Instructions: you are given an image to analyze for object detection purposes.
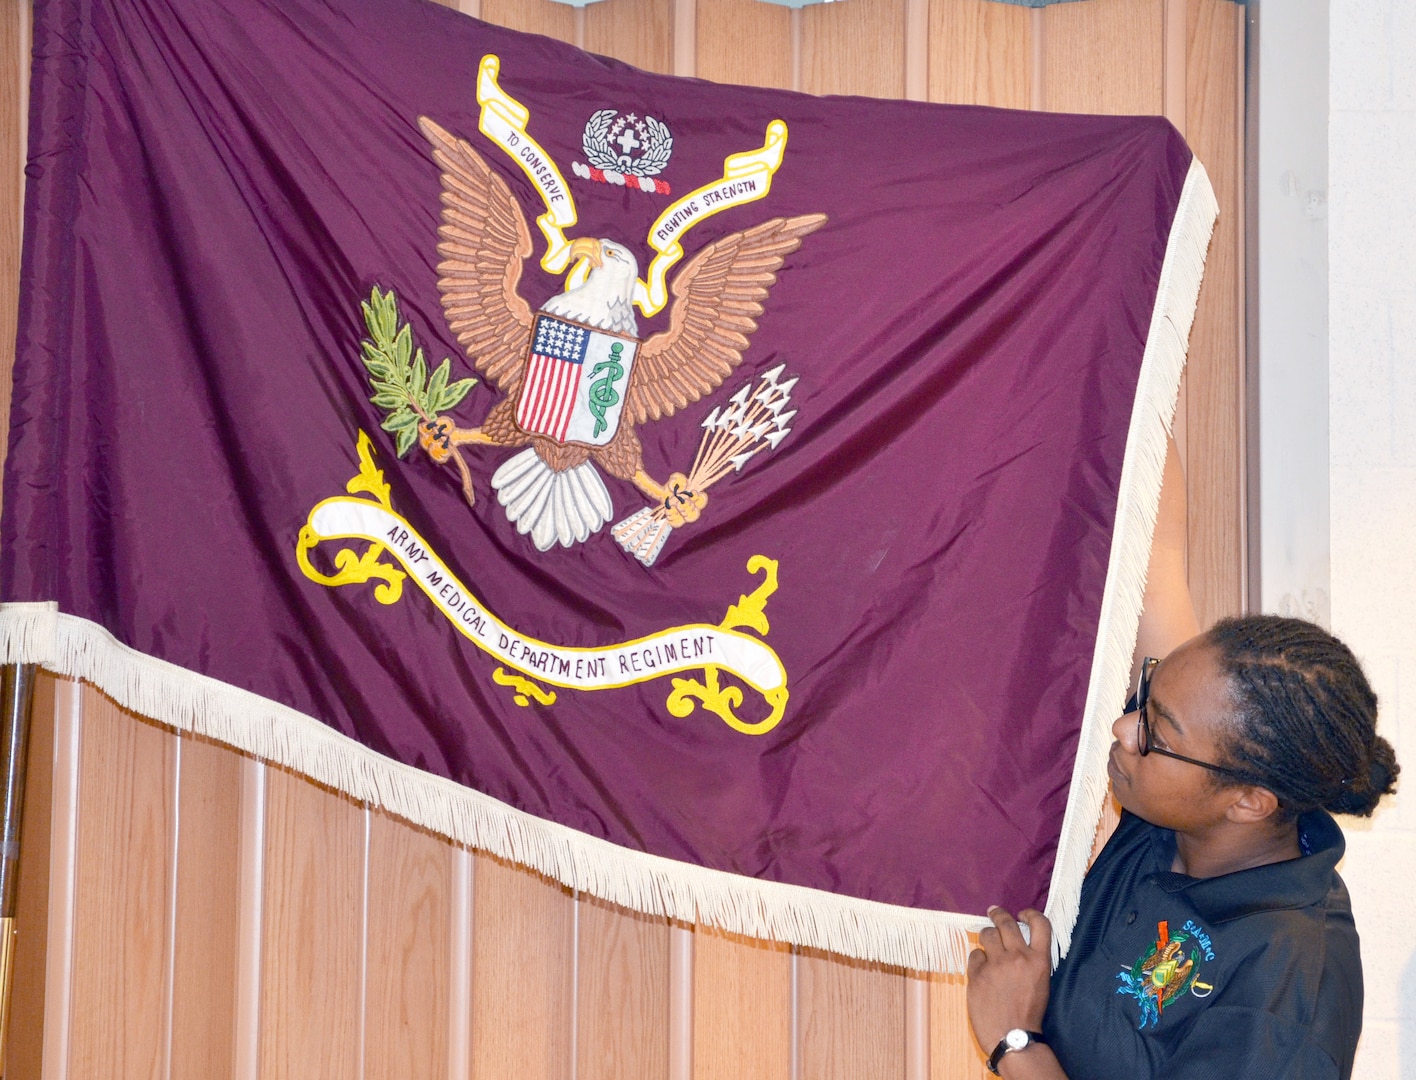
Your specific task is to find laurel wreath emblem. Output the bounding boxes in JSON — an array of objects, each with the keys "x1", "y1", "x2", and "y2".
[{"x1": 582, "y1": 109, "x2": 673, "y2": 177}]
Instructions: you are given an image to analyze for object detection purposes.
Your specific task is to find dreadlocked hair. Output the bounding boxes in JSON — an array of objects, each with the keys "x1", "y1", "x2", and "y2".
[{"x1": 1206, "y1": 615, "x2": 1398, "y2": 820}]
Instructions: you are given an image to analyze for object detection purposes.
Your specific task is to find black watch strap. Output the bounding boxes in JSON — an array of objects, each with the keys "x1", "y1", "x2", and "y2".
[{"x1": 987, "y1": 1030, "x2": 1046, "y2": 1075}]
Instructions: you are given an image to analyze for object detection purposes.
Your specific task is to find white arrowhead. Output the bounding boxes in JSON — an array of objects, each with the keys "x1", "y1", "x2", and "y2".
[
  {"x1": 774, "y1": 410, "x2": 796, "y2": 429},
  {"x1": 718, "y1": 405, "x2": 743, "y2": 428},
  {"x1": 701, "y1": 406, "x2": 721, "y2": 430},
  {"x1": 730, "y1": 422, "x2": 754, "y2": 440},
  {"x1": 775, "y1": 377, "x2": 798, "y2": 396},
  {"x1": 750, "y1": 421, "x2": 773, "y2": 439},
  {"x1": 761, "y1": 362, "x2": 787, "y2": 384},
  {"x1": 762, "y1": 397, "x2": 789, "y2": 415},
  {"x1": 764, "y1": 428, "x2": 790, "y2": 449},
  {"x1": 729, "y1": 384, "x2": 752, "y2": 406},
  {"x1": 730, "y1": 448, "x2": 762, "y2": 471}
]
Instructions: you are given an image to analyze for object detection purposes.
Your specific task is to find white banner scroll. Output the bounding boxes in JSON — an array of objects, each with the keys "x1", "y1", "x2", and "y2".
[
  {"x1": 476, "y1": 54, "x2": 579, "y2": 274},
  {"x1": 299, "y1": 498, "x2": 787, "y2": 696}
]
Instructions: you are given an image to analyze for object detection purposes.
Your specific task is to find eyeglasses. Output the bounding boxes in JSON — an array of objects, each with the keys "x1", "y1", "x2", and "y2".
[{"x1": 1134, "y1": 657, "x2": 1246, "y2": 779}]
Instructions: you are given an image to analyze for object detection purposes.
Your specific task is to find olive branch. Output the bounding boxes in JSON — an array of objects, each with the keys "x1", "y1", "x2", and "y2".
[{"x1": 360, "y1": 286, "x2": 475, "y2": 457}]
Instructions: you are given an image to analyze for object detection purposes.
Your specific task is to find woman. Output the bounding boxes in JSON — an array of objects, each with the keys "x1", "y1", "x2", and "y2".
[{"x1": 966, "y1": 615, "x2": 1399, "y2": 1079}]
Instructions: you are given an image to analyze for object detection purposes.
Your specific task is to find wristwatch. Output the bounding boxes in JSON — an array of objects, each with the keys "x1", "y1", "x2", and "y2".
[{"x1": 987, "y1": 1028, "x2": 1046, "y2": 1075}]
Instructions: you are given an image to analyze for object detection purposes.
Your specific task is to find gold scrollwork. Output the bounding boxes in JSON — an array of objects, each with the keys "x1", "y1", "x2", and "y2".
[
  {"x1": 493, "y1": 666, "x2": 557, "y2": 707},
  {"x1": 664, "y1": 556, "x2": 788, "y2": 735},
  {"x1": 296, "y1": 431, "x2": 407, "y2": 604},
  {"x1": 721, "y1": 554, "x2": 778, "y2": 635}
]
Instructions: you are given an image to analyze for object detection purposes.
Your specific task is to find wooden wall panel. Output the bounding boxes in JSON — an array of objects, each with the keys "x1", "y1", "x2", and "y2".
[
  {"x1": 801, "y1": 0, "x2": 907, "y2": 99},
  {"x1": 469, "y1": 855, "x2": 573, "y2": 1080},
  {"x1": 695, "y1": 0, "x2": 792, "y2": 91},
  {"x1": 478, "y1": 0, "x2": 577, "y2": 44},
  {"x1": 691, "y1": 929, "x2": 791, "y2": 1080},
  {"x1": 1042, "y1": 0, "x2": 1163, "y2": 114},
  {"x1": 257, "y1": 771, "x2": 366, "y2": 1079},
  {"x1": 576, "y1": 897, "x2": 670, "y2": 1080},
  {"x1": 67, "y1": 695, "x2": 175, "y2": 1080},
  {"x1": 169, "y1": 736, "x2": 243, "y2": 1080},
  {"x1": 798, "y1": 954, "x2": 906, "y2": 1080},
  {"x1": 364, "y1": 813, "x2": 453, "y2": 1080},
  {"x1": 927, "y1": 0, "x2": 1032, "y2": 108},
  {"x1": 1181, "y1": 0, "x2": 1243, "y2": 627},
  {"x1": 8, "y1": 672, "x2": 56, "y2": 1080},
  {"x1": 584, "y1": 0, "x2": 672, "y2": 74},
  {"x1": 928, "y1": 972, "x2": 988, "y2": 1080}
]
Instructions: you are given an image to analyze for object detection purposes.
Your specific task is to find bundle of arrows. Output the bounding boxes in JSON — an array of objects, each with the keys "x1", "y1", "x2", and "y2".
[{"x1": 612, "y1": 364, "x2": 797, "y2": 566}]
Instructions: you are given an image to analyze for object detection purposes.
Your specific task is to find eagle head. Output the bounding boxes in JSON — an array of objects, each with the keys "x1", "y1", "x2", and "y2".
[{"x1": 540, "y1": 237, "x2": 640, "y2": 336}]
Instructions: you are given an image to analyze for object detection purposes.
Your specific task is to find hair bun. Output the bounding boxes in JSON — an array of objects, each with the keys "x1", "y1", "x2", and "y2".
[
  {"x1": 1326, "y1": 737, "x2": 1400, "y2": 818},
  {"x1": 1367, "y1": 738, "x2": 1399, "y2": 797}
]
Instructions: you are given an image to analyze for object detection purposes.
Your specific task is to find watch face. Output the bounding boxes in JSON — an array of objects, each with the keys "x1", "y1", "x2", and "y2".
[{"x1": 1005, "y1": 1029, "x2": 1030, "y2": 1051}]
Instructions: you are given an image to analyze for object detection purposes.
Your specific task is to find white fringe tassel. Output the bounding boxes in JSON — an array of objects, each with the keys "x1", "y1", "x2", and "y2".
[
  {"x1": 0, "y1": 160, "x2": 1217, "y2": 974},
  {"x1": 1042, "y1": 155, "x2": 1220, "y2": 963},
  {"x1": 0, "y1": 599, "x2": 980, "y2": 972}
]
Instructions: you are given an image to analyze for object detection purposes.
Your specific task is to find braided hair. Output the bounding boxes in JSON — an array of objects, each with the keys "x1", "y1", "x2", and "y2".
[{"x1": 1205, "y1": 615, "x2": 1398, "y2": 820}]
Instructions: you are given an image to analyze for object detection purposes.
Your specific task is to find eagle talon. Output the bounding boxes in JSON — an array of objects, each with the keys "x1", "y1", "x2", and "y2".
[
  {"x1": 661, "y1": 472, "x2": 707, "y2": 527},
  {"x1": 418, "y1": 417, "x2": 455, "y2": 462}
]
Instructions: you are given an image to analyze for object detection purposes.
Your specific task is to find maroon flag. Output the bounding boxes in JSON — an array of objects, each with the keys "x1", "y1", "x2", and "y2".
[{"x1": 0, "y1": 0, "x2": 1216, "y2": 968}]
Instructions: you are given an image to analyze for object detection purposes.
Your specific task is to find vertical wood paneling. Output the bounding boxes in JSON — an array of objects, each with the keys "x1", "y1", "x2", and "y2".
[
  {"x1": 9, "y1": 672, "x2": 56, "y2": 1080},
  {"x1": 1182, "y1": 0, "x2": 1243, "y2": 628},
  {"x1": 40, "y1": 679, "x2": 81, "y2": 1080},
  {"x1": 169, "y1": 736, "x2": 244, "y2": 1080},
  {"x1": 1043, "y1": 0, "x2": 1163, "y2": 115},
  {"x1": 576, "y1": 897, "x2": 669, "y2": 1080},
  {"x1": 927, "y1": 972, "x2": 988, "y2": 1080},
  {"x1": 583, "y1": 0, "x2": 672, "y2": 75},
  {"x1": 478, "y1": 0, "x2": 577, "y2": 44},
  {"x1": 927, "y1": 0, "x2": 1032, "y2": 109},
  {"x1": 691, "y1": 929, "x2": 791, "y2": 1080},
  {"x1": 448, "y1": 848, "x2": 474, "y2": 1080},
  {"x1": 695, "y1": 0, "x2": 792, "y2": 91},
  {"x1": 801, "y1": 0, "x2": 907, "y2": 99},
  {"x1": 1163, "y1": 0, "x2": 1188, "y2": 133},
  {"x1": 67, "y1": 693, "x2": 175, "y2": 1080},
  {"x1": 233, "y1": 759, "x2": 265, "y2": 1080},
  {"x1": 928, "y1": 973, "x2": 985, "y2": 1080},
  {"x1": 257, "y1": 771, "x2": 366, "y2": 1079},
  {"x1": 469, "y1": 855, "x2": 573, "y2": 1080},
  {"x1": 364, "y1": 813, "x2": 453, "y2": 1080},
  {"x1": 798, "y1": 954, "x2": 906, "y2": 1080}
]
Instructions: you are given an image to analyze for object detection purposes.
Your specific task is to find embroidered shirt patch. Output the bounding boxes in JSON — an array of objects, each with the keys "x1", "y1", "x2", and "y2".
[{"x1": 1116, "y1": 919, "x2": 1216, "y2": 1029}]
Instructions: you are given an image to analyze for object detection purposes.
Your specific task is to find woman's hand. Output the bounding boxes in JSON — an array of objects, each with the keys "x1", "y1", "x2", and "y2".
[{"x1": 966, "y1": 906, "x2": 1053, "y2": 1054}]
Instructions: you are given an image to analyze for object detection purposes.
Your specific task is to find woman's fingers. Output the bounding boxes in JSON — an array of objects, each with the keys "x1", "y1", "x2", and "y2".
[
  {"x1": 1018, "y1": 908, "x2": 1053, "y2": 957},
  {"x1": 986, "y1": 905, "x2": 1028, "y2": 950}
]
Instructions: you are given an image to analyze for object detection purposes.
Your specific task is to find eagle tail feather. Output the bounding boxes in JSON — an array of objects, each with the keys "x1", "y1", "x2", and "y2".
[{"x1": 492, "y1": 448, "x2": 612, "y2": 551}]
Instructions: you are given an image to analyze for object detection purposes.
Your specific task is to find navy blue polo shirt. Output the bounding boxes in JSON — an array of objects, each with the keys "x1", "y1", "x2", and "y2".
[{"x1": 1044, "y1": 810, "x2": 1362, "y2": 1079}]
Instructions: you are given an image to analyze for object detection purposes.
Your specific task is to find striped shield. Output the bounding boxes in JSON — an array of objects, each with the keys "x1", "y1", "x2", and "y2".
[{"x1": 514, "y1": 314, "x2": 639, "y2": 446}]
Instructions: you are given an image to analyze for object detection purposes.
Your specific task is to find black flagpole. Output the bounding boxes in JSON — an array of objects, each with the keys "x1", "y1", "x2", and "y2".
[{"x1": 0, "y1": 663, "x2": 36, "y2": 1076}]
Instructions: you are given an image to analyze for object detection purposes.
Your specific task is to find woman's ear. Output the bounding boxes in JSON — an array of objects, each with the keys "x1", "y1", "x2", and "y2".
[{"x1": 1224, "y1": 784, "x2": 1282, "y2": 825}]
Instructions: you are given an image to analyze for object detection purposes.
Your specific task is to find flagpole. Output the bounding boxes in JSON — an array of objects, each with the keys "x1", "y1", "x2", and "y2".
[{"x1": 0, "y1": 662, "x2": 37, "y2": 1076}]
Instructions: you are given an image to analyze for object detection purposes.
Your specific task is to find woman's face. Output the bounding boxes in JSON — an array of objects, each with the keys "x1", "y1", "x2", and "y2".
[{"x1": 1107, "y1": 637, "x2": 1242, "y2": 832}]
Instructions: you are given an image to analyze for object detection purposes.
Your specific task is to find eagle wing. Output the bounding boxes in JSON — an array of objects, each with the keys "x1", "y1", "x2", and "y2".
[
  {"x1": 419, "y1": 116, "x2": 535, "y2": 394},
  {"x1": 625, "y1": 213, "x2": 828, "y2": 426}
]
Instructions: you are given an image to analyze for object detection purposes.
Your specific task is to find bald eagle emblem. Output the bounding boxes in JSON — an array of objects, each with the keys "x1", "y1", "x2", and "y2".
[{"x1": 378, "y1": 116, "x2": 825, "y2": 565}]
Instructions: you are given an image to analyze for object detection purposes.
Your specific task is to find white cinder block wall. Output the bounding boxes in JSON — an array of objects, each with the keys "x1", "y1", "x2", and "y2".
[{"x1": 1327, "y1": 2, "x2": 1416, "y2": 1076}]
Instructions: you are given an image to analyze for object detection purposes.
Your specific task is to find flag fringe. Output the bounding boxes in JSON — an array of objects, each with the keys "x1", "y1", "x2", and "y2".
[
  {"x1": 0, "y1": 157, "x2": 1217, "y2": 975},
  {"x1": 0, "y1": 600, "x2": 984, "y2": 972},
  {"x1": 1041, "y1": 154, "x2": 1219, "y2": 962}
]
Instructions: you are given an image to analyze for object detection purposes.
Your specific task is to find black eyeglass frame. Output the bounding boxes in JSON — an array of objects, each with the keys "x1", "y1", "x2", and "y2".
[{"x1": 1134, "y1": 656, "x2": 1251, "y2": 781}]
